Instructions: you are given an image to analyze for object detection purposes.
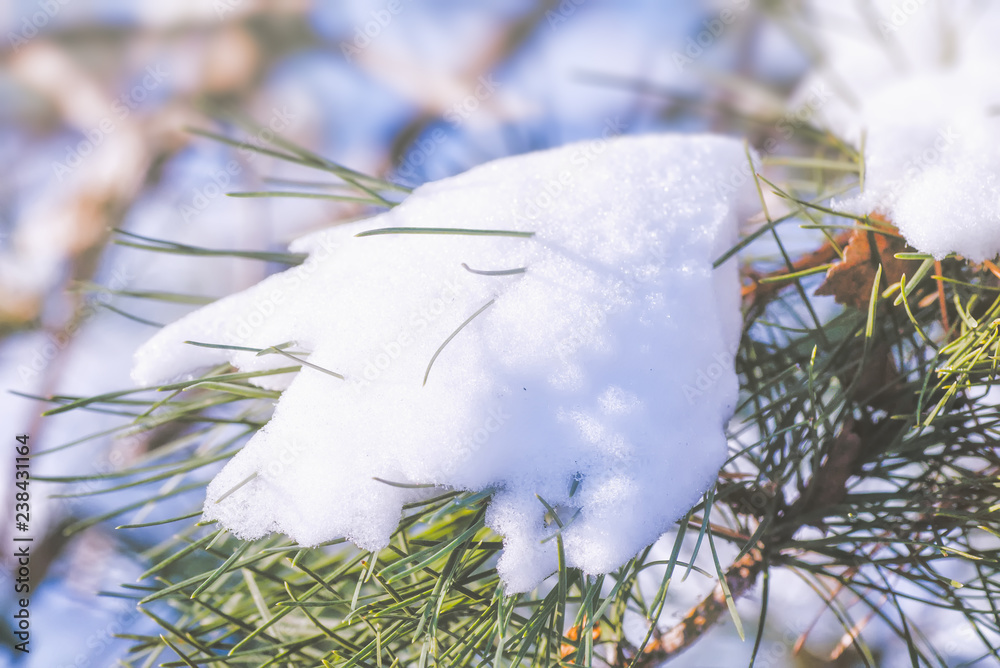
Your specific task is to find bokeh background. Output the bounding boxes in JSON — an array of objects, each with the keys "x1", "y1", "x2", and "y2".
[{"x1": 0, "y1": 1, "x2": 981, "y2": 666}]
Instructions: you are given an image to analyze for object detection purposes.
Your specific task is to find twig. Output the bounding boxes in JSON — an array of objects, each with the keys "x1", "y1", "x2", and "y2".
[{"x1": 619, "y1": 547, "x2": 765, "y2": 666}]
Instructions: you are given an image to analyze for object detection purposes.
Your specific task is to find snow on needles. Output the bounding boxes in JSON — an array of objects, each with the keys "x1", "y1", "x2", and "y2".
[
  {"x1": 132, "y1": 134, "x2": 754, "y2": 592},
  {"x1": 798, "y1": 1, "x2": 1000, "y2": 261}
]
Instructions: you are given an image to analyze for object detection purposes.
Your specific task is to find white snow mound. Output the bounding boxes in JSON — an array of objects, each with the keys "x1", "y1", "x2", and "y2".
[
  {"x1": 797, "y1": 1, "x2": 1000, "y2": 261},
  {"x1": 132, "y1": 134, "x2": 753, "y2": 592}
]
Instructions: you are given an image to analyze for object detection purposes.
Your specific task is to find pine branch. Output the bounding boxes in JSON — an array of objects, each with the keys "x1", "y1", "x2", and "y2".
[{"x1": 620, "y1": 547, "x2": 766, "y2": 667}]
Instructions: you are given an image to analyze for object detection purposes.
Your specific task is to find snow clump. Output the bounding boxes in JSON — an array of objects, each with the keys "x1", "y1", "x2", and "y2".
[
  {"x1": 797, "y1": 0, "x2": 1000, "y2": 261},
  {"x1": 132, "y1": 133, "x2": 755, "y2": 592}
]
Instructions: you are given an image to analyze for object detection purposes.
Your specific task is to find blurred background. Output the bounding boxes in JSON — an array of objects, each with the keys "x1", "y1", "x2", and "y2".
[{"x1": 0, "y1": 1, "x2": 978, "y2": 666}]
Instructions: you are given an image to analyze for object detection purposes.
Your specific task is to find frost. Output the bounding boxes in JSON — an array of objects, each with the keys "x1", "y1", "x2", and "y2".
[
  {"x1": 797, "y1": 1, "x2": 1000, "y2": 261},
  {"x1": 132, "y1": 134, "x2": 754, "y2": 592}
]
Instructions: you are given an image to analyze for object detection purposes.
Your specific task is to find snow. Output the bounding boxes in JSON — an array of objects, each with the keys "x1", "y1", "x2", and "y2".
[
  {"x1": 131, "y1": 133, "x2": 755, "y2": 592},
  {"x1": 797, "y1": 1, "x2": 1000, "y2": 261}
]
